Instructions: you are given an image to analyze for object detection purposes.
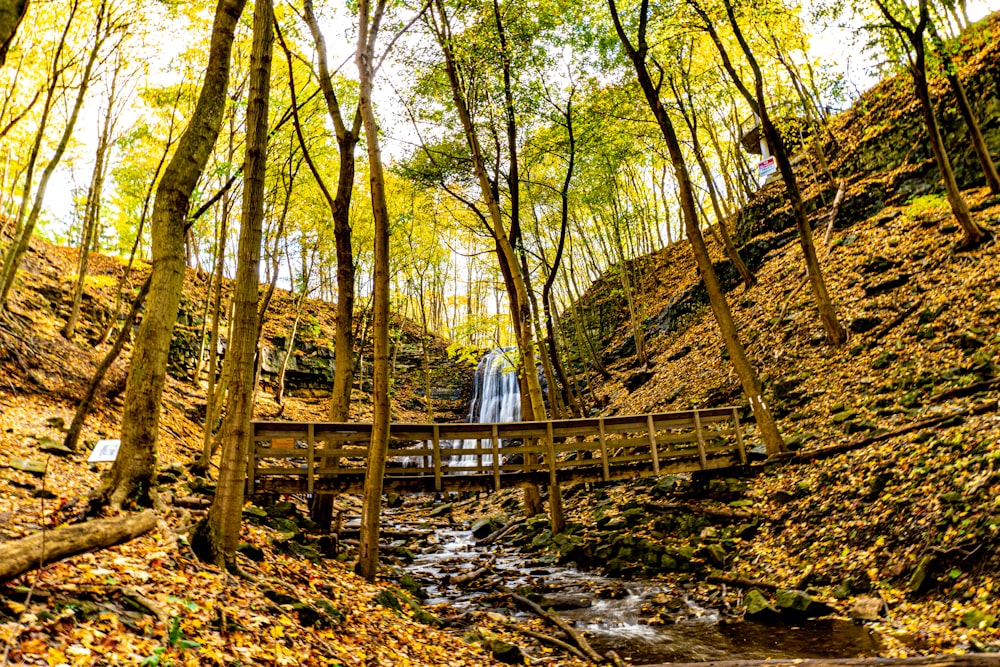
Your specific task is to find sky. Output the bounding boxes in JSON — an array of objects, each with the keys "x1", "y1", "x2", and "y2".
[{"x1": 38, "y1": 0, "x2": 1000, "y2": 248}]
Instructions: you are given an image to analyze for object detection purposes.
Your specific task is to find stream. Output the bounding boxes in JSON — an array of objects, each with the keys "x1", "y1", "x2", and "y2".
[
  {"x1": 400, "y1": 351, "x2": 881, "y2": 663},
  {"x1": 405, "y1": 527, "x2": 882, "y2": 664}
]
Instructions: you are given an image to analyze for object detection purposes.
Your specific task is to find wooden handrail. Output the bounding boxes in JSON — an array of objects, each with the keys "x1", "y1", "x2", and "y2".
[{"x1": 249, "y1": 407, "x2": 747, "y2": 494}]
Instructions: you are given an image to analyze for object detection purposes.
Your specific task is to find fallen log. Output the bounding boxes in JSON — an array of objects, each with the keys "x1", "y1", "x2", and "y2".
[
  {"x1": 509, "y1": 591, "x2": 604, "y2": 664},
  {"x1": 0, "y1": 510, "x2": 158, "y2": 583},
  {"x1": 643, "y1": 502, "x2": 754, "y2": 522},
  {"x1": 636, "y1": 655, "x2": 1000, "y2": 667},
  {"x1": 477, "y1": 518, "x2": 524, "y2": 546},
  {"x1": 500, "y1": 620, "x2": 590, "y2": 663},
  {"x1": 930, "y1": 378, "x2": 1000, "y2": 404},
  {"x1": 446, "y1": 565, "x2": 492, "y2": 586},
  {"x1": 770, "y1": 400, "x2": 998, "y2": 464}
]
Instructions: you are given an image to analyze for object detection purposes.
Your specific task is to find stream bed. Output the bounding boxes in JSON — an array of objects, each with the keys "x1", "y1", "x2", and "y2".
[{"x1": 406, "y1": 528, "x2": 882, "y2": 664}]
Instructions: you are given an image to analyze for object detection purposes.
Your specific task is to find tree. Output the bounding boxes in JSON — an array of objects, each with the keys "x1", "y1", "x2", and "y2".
[
  {"x1": 869, "y1": 0, "x2": 985, "y2": 246},
  {"x1": 0, "y1": 0, "x2": 29, "y2": 67},
  {"x1": 687, "y1": 0, "x2": 847, "y2": 345},
  {"x1": 199, "y1": 0, "x2": 272, "y2": 568},
  {"x1": 0, "y1": 0, "x2": 114, "y2": 308},
  {"x1": 355, "y1": 0, "x2": 392, "y2": 584},
  {"x1": 607, "y1": 0, "x2": 786, "y2": 455},
  {"x1": 99, "y1": 0, "x2": 247, "y2": 510}
]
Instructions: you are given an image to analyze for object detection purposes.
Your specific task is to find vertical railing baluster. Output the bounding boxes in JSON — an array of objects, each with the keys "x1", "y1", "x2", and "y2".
[
  {"x1": 647, "y1": 413, "x2": 660, "y2": 475},
  {"x1": 432, "y1": 425, "x2": 442, "y2": 492},
  {"x1": 491, "y1": 423, "x2": 500, "y2": 491},
  {"x1": 732, "y1": 407, "x2": 747, "y2": 465},
  {"x1": 598, "y1": 417, "x2": 609, "y2": 481},
  {"x1": 693, "y1": 410, "x2": 708, "y2": 470},
  {"x1": 307, "y1": 423, "x2": 315, "y2": 495}
]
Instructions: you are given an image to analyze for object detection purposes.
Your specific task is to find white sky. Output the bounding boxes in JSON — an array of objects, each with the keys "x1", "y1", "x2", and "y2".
[{"x1": 40, "y1": 1, "x2": 1000, "y2": 244}]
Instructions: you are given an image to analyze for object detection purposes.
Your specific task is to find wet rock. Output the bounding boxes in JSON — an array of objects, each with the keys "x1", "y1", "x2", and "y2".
[
  {"x1": 908, "y1": 554, "x2": 936, "y2": 594},
  {"x1": 490, "y1": 640, "x2": 524, "y2": 664},
  {"x1": 622, "y1": 507, "x2": 647, "y2": 527},
  {"x1": 533, "y1": 593, "x2": 592, "y2": 611},
  {"x1": 962, "y1": 608, "x2": 997, "y2": 630},
  {"x1": 743, "y1": 588, "x2": 778, "y2": 620},
  {"x1": 701, "y1": 543, "x2": 728, "y2": 568},
  {"x1": 774, "y1": 589, "x2": 836, "y2": 618},
  {"x1": 850, "y1": 316, "x2": 881, "y2": 334},
  {"x1": 471, "y1": 515, "x2": 506, "y2": 539},
  {"x1": 428, "y1": 503, "x2": 453, "y2": 518},
  {"x1": 850, "y1": 597, "x2": 885, "y2": 621}
]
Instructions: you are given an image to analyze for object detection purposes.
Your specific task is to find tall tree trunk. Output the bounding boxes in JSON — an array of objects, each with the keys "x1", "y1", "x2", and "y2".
[
  {"x1": 102, "y1": 0, "x2": 247, "y2": 510},
  {"x1": 355, "y1": 0, "x2": 392, "y2": 583},
  {"x1": 928, "y1": 22, "x2": 1000, "y2": 195},
  {"x1": 872, "y1": 0, "x2": 983, "y2": 246},
  {"x1": 64, "y1": 60, "x2": 122, "y2": 339},
  {"x1": 200, "y1": 0, "x2": 272, "y2": 568},
  {"x1": 690, "y1": 0, "x2": 846, "y2": 345},
  {"x1": 608, "y1": 0, "x2": 786, "y2": 456},
  {"x1": 280, "y1": 4, "x2": 361, "y2": 530}
]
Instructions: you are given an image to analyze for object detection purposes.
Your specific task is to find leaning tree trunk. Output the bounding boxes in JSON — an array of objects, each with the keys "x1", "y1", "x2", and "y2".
[
  {"x1": 200, "y1": 0, "x2": 272, "y2": 569},
  {"x1": 102, "y1": 0, "x2": 247, "y2": 510},
  {"x1": 608, "y1": 0, "x2": 786, "y2": 456},
  {"x1": 691, "y1": 0, "x2": 845, "y2": 345},
  {"x1": 64, "y1": 276, "x2": 151, "y2": 453}
]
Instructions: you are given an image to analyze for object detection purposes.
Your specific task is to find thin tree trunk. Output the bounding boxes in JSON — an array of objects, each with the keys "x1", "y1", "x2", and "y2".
[
  {"x1": 355, "y1": 0, "x2": 393, "y2": 583},
  {"x1": 200, "y1": 0, "x2": 272, "y2": 568},
  {"x1": 608, "y1": 0, "x2": 786, "y2": 456},
  {"x1": 690, "y1": 0, "x2": 846, "y2": 345},
  {"x1": 64, "y1": 276, "x2": 152, "y2": 453},
  {"x1": 1, "y1": 0, "x2": 105, "y2": 307}
]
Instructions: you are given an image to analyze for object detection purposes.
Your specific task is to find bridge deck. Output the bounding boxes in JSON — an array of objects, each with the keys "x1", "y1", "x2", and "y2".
[{"x1": 248, "y1": 407, "x2": 748, "y2": 497}]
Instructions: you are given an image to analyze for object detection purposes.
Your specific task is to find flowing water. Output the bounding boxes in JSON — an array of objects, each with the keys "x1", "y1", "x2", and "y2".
[
  {"x1": 407, "y1": 349, "x2": 881, "y2": 663},
  {"x1": 451, "y1": 349, "x2": 521, "y2": 470},
  {"x1": 408, "y1": 529, "x2": 881, "y2": 664}
]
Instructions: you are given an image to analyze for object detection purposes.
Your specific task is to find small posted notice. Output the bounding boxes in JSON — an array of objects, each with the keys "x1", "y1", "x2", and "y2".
[
  {"x1": 88, "y1": 439, "x2": 122, "y2": 463},
  {"x1": 758, "y1": 156, "x2": 777, "y2": 178}
]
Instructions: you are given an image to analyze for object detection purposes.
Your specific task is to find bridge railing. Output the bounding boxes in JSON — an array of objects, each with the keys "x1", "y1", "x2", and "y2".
[{"x1": 248, "y1": 407, "x2": 746, "y2": 495}]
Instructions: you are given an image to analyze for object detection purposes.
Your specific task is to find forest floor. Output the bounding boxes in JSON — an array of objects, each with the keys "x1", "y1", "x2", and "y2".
[{"x1": 0, "y1": 183, "x2": 997, "y2": 666}]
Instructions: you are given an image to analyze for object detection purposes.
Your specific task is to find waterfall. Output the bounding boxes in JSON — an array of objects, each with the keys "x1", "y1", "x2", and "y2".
[{"x1": 452, "y1": 349, "x2": 521, "y2": 470}]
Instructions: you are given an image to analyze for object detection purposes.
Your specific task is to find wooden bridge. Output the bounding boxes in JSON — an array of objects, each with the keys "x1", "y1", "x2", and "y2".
[{"x1": 248, "y1": 407, "x2": 748, "y2": 498}]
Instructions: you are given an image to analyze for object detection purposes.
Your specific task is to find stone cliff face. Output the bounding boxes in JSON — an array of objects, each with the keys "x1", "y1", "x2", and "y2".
[{"x1": 166, "y1": 305, "x2": 474, "y2": 423}]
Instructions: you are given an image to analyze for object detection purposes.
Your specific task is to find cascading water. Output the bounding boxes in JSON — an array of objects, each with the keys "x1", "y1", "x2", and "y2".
[{"x1": 452, "y1": 349, "x2": 521, "y2": 470}]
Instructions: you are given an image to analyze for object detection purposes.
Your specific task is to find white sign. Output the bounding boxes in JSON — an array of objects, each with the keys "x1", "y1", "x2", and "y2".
[
  {"x1": 88, "y1": 439, "x2": 122, "y2": 463},
  {"x1": 758, "y1": 156, "x2": 777, "y2": 178}
]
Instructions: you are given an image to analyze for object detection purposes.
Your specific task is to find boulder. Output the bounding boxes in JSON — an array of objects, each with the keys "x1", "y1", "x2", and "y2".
[
  {"x1": 9, "y1": 457, "x2": 46, "y2": 476},
  {"x1": 774, "y1": 588, "x2": 836, "y2": 618},
  {"x1": 471, "y1": 515, "x2": 506, "y2": 539},
  {"x1": 428, "y1": 503, "x2": 453, "y2": 518},
  {"x1": 743, "y1": 588, "x2": 778, "y2": 620},
  {"x1": 850, "y1": 597, "x2": 885, "y2": 621}
]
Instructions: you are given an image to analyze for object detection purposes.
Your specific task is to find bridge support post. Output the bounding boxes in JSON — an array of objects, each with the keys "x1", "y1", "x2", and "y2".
[{"x1": 545, "y1": 422, "x2": 565, "y2": 534}]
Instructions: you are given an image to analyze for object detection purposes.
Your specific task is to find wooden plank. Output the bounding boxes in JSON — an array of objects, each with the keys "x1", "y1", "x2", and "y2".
[
  {"x1": 598, "y1": 417, "x2": 609, "y2": 481},
  {"x1": 694, "y1": 410, "x2": 708, "y2": 470},
  {"x1": 307, "y1": 424, "x2": 315, "y2": 495},
  {"x1": 491, "y1": 424, "x2": 500, "y2": 492},
  {"x1": 432, "y1": 425, "x2": 442, "y2": 492},
  {"x1": 647, "y1": 413, "x2": 660, "y2": 475},
  {"x1": 732, "y1": 407, "x2": 747, "y2": 465}
]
